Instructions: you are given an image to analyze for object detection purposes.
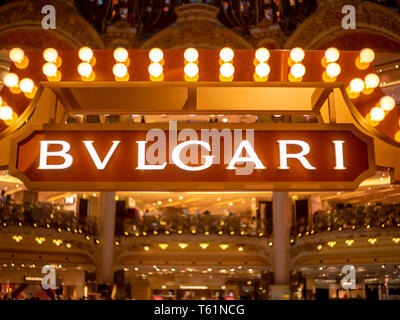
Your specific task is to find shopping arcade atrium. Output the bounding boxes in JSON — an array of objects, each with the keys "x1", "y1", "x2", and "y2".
[{"x1": 0, "y1": 36, "x2": 399, "y2": 299}]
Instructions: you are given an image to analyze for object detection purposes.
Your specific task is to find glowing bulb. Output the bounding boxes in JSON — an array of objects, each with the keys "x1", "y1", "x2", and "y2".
[
  {"x1": 184, "y1": 48, "x2": 199, "y2": 62},
  {"x1": 255, "y1": 48, "x2": 270, "y2": 62},
  {"x1": 360, "y1": 48, "x2": 375, "y2": 63},
  {"x1": 184, "y1": 62, "x2": 199, "y2": 78},
  {"x1": 43, "y1": 48, "x2": 58, "y2": 62},
  {"x1": 113, "y1": 47, "x2": 128, "y2": 62},
  {"x1": 220, "y1": 63, "x2": 234, "y2": 78},
  {"x1": 19, "y1": 78, "x2": 34, "y2": 93},
  {"x1": 149, "y1": 48, "x2": 163, "y2": 63},
  {"x1": 0, "y1": 106, "x2": 13, "y2": 120},
  {"x1": 350, "y1": 78, "x2": 365, "y2": 92},
  {"x1": 148, "y1": 62, "x2": 163, "y2": 77},
  {"x1": 364, "y1": 73, "x2": 380, "y2": 88},
  {"x1": 290, "y1": 47, "x2": 305, "y2": 63},
  {"x1": 42, "y1": 62, "x2": 57, "y2": 77},
  {"x1": 380, "y1": 96, "x2": 396, "y2": 111},
  {"x1": 78, "y1": 47, "x2": 93, "y2": 62},
  {"x1": 3, "y1": 73, "x2": 19, "y2": 87},
  {"x1": 78, "y1": 62, "x2": 93, "y2": 78},
  {"x1": 219, "y1": 47, "x2": 234, "y2": 62},
  {"x1": 370, "y1": 106, "x2": 385, "y2": 121},
  {"x1": 255, "y1": 63, "x2": 270, "y2": 78},
  {"x1": 326, "y1": 62, "x2": 341, "y2": 77},
  {"x1": 113, "y1": 63, "x2": 128, "y2": 78},
  {"x1": 290, "y1": 63, "x2": 305, "y2": 78},
  {"x1": 9, "y1": 48, "x2": 24, "y2": 63},
  {"x1": 324, "y1": 48, "x2": 340, "y2": 62}
]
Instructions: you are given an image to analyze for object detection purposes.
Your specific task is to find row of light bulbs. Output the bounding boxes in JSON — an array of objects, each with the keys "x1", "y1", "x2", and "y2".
[
  {"x1": 143, "y1": 242, "x2": 233, "y2": 251},
  {"x1": 322, "y1": 236, "x2": 400, "y2": 248}
]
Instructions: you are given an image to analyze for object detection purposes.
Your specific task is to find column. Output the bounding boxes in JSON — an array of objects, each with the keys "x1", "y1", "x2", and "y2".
[
  {"x1": 96, "y1": 192, "x2": 116, "y2": 285},
  {"x1": 270, "y1": 191, "x2": 291, "y2": 299}
]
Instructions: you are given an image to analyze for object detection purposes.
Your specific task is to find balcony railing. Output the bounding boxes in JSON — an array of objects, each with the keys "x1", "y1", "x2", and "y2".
[
  {"x1": 293, "y1": 204, "x2": 400, "y2": 237},
  {"x1": 0, "y1": 202, "x2": 98, "y2": 236},
  {"x1": 118, "y1": 213, "x2": 270, "y2": 237}
]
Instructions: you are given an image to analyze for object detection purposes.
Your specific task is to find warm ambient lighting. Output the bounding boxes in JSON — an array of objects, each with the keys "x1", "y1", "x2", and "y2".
[
  {"x1": 199, "y1": 243, "x2": 209, "y2": 249},
  {"x1": 143, "y1": 245, "x2": 150, "y2": 251},
  {"x1": 43, "y1": 48, "x2": 62, "y2": 67},
  {"x1": 19, "y1": 78, "x2": 37, "y2": 98},
  {"x1": 113, "y1": 63, "x2": 129, "y2": 81},
  {"x1": 3, "y1": 73, "x2": 20, "y2": 93},
  {"x1": 368, "y1": 238, "x2": 377, "y2": 244},
  {"x1": 255, "y1": 48, "x2": 270, "y2": 63},
  {"x1": 158, "y1": 243, "x2": 168, "y2": 250},
  {"x1": 35, "y1": 237, "x2": 46, "y2": 244},
  {"x1": 324, "y1": 47, "x2": 340, "y2": 63},
  {"x1": 289, "y1": 63, "x2": 305, "y2": 81},
  {"x1": 149, "y1": 48, "x2": 164, "y2": 63},
  {"x1": 323, "y1": 62, "x2": 341, "y2": 82},
  {"x1": 327, "y1": 241, "x2": 336, "y2": 247},
  {"x1": 289, "y1": 47, "x2": 305, "y2": 66},
  {"x1": 346, "y1": 78, "x2": 365, "y2": 99},
  {"x1": 9, "y1": 48, "x2": 29, "y2": 69},
  {"x1": 0, "y1": 106, "x2": 14, "y2": 121},
  {"x1": 345, "y1": 239, "x2": 354, "y2": 246},
  {"x1": 148, "y1": 62, "x2": 163, "y2": 81},
  {"x1": 79, "y1": 47, "x2": 94, "y2": 64},
  {"x1": 219, "y1": 47, "x2": 234, "y2": 63},
  {"x1": 392, "y1": 237, "x2": 400, "y2": 244},
  {"x1": 43, "y1": 62, "x2": 61, "y2": 81},
  {"x1": 254, "y1": 62, "x2": 270, "y2": 81},
  {"x1": 53, "y1": 239, "x2": 63, "y2": 246},
  {"x1": 184, "y1": 48, "x2": 199, "y2": 63},
  {"x1": 238, "y1": 246, "x2": 244, "y2": 252},
  {"x1": 184, "y1": 62, "x2": 199, "y2": 81},
  {"x1": 12, "y1": 235, "x2": 23, "y2": 242},
  {"x1": 219, "y1": 63, "x2": 234, "y2": 81},
  {"x1": 356, "y1": 48, "x2": 375, "y2": 69},
  {"x1": 370, "y1": 106, "x2": 385, "y2": 122},
  {"x1": 114, "y1": 47, "x2": 129, "y2": 63},
  {"x1": 380, "y1": 96, "x2": 396, "y2": 111},
  {"x1": 78, "y1": 62, "x2": 95, "y2": 81},
  {"x1": 219, "y1": 244, "x2": 229, "y2": 250},
  {"x1": 363, "y1": 73, "x2": 380, "y2": 94},
  {"x1": 178, "y1": 243, "x2": 188, "y2": 249}
]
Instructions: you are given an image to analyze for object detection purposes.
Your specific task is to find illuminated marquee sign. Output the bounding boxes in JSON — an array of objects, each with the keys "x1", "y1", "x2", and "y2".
[{"x1": 10, "y1": 123, "x2": 375, "y2": 191}]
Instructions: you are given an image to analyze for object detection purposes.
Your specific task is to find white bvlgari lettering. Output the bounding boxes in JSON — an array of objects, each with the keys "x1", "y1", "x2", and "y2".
[
  {"x1": 83, "y1": 141, "x2": 120, "y2": 170},
  {"x1": 172, "y1": 140, "x2": 214, "y2": 171},
  {"x1": 136, "y1": 141, "x2": 167, "y2": 170},
  {"x1": 333, "y1": 140, "x2": 346, "y2": 170},
  {"x1": 227, "y1": 140, "x2": 265, "y2": 171},
  {"x1": 277, "y1": 140, "x2": 316, "y2": 170},
  {"x1": 38, "y1": 140, "x2": 73, "y2": 169}
]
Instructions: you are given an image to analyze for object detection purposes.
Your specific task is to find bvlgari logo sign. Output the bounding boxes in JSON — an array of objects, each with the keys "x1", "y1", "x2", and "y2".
[{"x1": 10, "y1": 122, "x2": 375, "y2": 191}]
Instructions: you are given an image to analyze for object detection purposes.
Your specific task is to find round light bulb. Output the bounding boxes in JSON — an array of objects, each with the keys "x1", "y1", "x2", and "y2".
[
  {"x1": 255, "y1": 63, "x2": 270, "y2": 78},
  {"x1": 220, "y1": 63, "x2": 235, "y2": 78},
  {"x1": 3, "y1": 73, "x2": 19, "y2": 87},
  {"x1": 42, "y1": 62, "x2": 57, "y2": 77},
  {"x1": 370, "y1": 107, "x2": 385, "y2": 121},
  {"x1": 326, "y1": 63, "x2": 341, "y2": 78},
  {"x1": 148, "y1": 62, "x2": 163, "y2": 77},
  {"x1": 184, "y1": 48, "x2": 199, "y2": 62},
  {"x1": 0, "y1": 106, "x2": 13, "y2": 121},
  {"x1": 9, "y1": 48, "x2": 24, "y2": 63},
  {"x1": 364, "y1": 73, "x2": 380, "y2": 88},
  {"x1": 78, "y1": 47, "x2": 93, "y2": 62},
  {"x1": 184, "y1": 63, "x2": 199, "y2": 78},
  {"x1": 43, "y1": 48, "x2": 58, "y2": 63},
  {"x1": 290, "y1": 63, "x2": 306, "y2": 78},
  {"x1": 114, "y1": 47, "x2": 128, "y2": 62},
  {"x1": 219, "y1": 47, "x2": 234, "y2": 62},
  {"x1": 78, "y1": 62, "x2": 93, "y2": 77},
  {"x1": 113, "y1": 63, "x2": 128, "y2": 78},
  {"x1": 290, "y1": 47, "x2": 305, "y2": 63},
  {"x1": 380, "y1": 96, "x2": 396, "y2": 111},
  {"x1": 360, "y1": 48, "x2": 375, "y2": 63},
  {"x1": 19, "y1": 78, "x2": 34, "y2": 93},
  {"x1": 149, "y1": 48, "x2": 163, "y2": 63},
  {"x1": 255, "y1": 48, "x2": 270, "y2": 62},
  {"x1": 324, "y1": 48, "x2": 340, "y2": 62},
  {"x1": 349, "y1": 78, "x2": 365, "y2": 92}
]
